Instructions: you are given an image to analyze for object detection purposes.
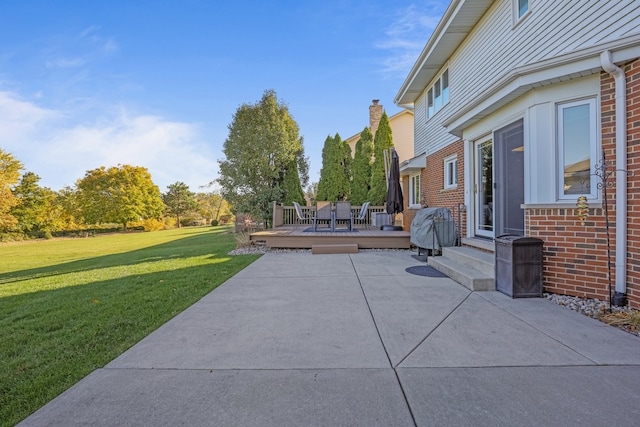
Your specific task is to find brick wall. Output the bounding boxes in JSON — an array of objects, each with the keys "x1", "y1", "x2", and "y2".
[
  {"x1": 424, "y1": 140, "x2": 464, "y2": 208},
  {"x1": 424, "y1": 140, "x2": 467, "y2": 238},
  {"x1": 401, "y1": 175, "x2": 418, "y2": 230},
  {"x1": 625, "y1": 58, "x2": 640, "y2": 308},
  {"x1": 527, "y1": 58, "x2": 640, "y2": 308},
  {"x1": 527, "y1": 207, "x2": 613, "y2": 302}
]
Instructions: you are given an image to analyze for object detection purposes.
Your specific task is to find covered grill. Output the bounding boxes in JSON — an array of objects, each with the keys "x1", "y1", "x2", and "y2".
[{"x1": 410, "y1": 208, "x2": 457, "y2": 254}]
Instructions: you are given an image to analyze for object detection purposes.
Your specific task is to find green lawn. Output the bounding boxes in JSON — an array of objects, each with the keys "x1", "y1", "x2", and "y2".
[{"x1": 0, "y1": 226, "x2": 260, "y2": 426}]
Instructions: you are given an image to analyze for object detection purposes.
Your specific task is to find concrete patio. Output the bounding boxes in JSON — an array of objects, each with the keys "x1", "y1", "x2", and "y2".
[{"x1": 19, "y1": 251, "x2": 640, "y2": 426}]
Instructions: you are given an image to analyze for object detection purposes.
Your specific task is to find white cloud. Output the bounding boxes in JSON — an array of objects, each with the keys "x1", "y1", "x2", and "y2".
[
  {"x1": 0, "y1": 91, "x2": 60, "y2": 136},
  {"x1": 79, "y1": 25, "x2": 119, "y2": 54},
  {"x1": 376, "y1": 3, "x2": 446, "y2": 77},
  {"x1": 79, "y1": 25, "x2": 102, "y2": 42},
  {"x1": 0, "y1": 91, "x2": 217, "y2": 191},
  {"x1": 46, "y1": 57, "x2": 87, "y2": 68},
  {"x1": 103, "y1": 38, "x2": 118, "y2": 53},
  {"x1": 50, "y1": 110, "x2": 217, "y2": 190}
]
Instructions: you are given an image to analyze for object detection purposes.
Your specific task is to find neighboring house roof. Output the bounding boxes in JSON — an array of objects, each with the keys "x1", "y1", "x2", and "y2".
[{"x1": 345, "y1": 108, "x2": 415, "y2": 163}]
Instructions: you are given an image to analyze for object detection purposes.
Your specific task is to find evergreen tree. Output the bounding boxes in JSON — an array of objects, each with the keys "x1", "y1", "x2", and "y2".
[
  {"x1": 282, "y1": 157, "x2": 306, "y2": 205},
  {"x1": 350, "y1": 127, "x2": 373, "y2": 205},
  {"x1": 317, "y1": 134, "x2": 350, "y2": 201},
  {"x1": 368, "y1": 112, "x2": 394, "y2": 205},
  {"x1": 341, "y1": 135, "x2": 353, "y2": 200},
  {"x1": 316, "y1": 135, "x2": 335, "y2": 201},
  {"x1": 162, "y1": 181, "x2": 199, "y2": 227}
]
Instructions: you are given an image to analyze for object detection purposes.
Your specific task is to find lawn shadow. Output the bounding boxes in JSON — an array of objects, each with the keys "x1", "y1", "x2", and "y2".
[
  {"x1": 0, "y1": 228, "x2": 240, "y2": 286},
  {"x1": 0, "y1": 255, "x2": 257, "y2": 426}
]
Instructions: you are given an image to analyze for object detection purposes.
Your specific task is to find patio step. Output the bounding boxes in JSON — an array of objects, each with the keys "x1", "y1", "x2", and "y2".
[
  {"x1": 428, "y1": 246, "x2": 495, "y2": 291},
  {"x1": 441, "y1": 246, "x2": 495, "y2": 276},
  {"x1": 312, "y1": 243, "x2": 359, "y2": 254}
]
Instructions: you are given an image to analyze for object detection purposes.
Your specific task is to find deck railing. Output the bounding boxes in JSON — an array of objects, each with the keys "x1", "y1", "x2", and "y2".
[{"x1": 272, "y1": 202, "x2": 387, "y2": 228}]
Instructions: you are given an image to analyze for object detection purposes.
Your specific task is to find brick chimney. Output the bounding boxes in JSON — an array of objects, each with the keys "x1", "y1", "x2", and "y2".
[{"x1": 369, "y1": 99, "x2": 383, "y2": 137}]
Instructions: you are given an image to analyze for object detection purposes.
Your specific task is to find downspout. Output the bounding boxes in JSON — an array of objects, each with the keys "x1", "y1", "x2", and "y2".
[{"x1": 600, "y1": 50, "x2": 627, "y2": 307}]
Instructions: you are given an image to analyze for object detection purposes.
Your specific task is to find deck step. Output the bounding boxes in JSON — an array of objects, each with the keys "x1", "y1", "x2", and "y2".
[{"x1": 312, "y1": 243, "x2": 359, "y2": 254}]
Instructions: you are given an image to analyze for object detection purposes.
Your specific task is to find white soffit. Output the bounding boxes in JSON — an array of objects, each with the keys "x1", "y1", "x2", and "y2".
[
  {"x1": 400, "y1": 152, "x2": 427, "y2": 175},
  {"x1": 394, "y1": 0, "x2": 493, "y2": 107}
]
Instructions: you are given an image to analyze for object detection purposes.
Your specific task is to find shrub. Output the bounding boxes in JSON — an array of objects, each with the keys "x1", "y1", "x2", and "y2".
[
  {"x1": 163, "y1": 216, "x2": 177, "y2": 229},
  {"x1": 141, "y1": 218, "x2": 164, "y2": 231},
  {"x1": 234, "y1": 231, "x2": 252, "y2": 248},
  {"x1": 0, "y1": 232, "x2": 25, "y2": 242},
  {"x1": 211, "y1": 219, "x2": 219, "y2": 226}
]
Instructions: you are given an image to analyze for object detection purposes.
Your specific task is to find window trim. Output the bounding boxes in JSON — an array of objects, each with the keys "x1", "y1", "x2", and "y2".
[
  {"x1": 425, "y1": 68, "x2": 449, "y2": 120},
  {"x1": 556, "y1": 97, "x2": 599, "y2": 201},
  {"x1": 444, "y1": 155, "x2": 458, "y2": 190},
  {"x1": 513, "y1": 0, "x2": 531, "y2": 25},
  {"x1": 409, "y1": 173, "x2": 421, "y2": 208}
]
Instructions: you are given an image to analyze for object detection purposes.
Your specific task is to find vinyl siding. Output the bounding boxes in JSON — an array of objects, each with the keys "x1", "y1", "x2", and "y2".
[{"x1": 415, "y1": 0, "x2": 640, "y2": 154}]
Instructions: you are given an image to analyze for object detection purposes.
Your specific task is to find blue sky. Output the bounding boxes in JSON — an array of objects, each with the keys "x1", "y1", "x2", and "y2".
[{"x1": 0, "y1": 0, "x2": 447, "y2": 192}]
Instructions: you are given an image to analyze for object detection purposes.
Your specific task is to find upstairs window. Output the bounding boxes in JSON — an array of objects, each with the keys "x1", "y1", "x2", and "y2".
[
  {"x1": 514, "y1": 0, "x2": 530, "y2": 22},
  {"x1": 426, "y1": 69, "x2": 449, "y2": 119},
  {"x1": 518, "y1": 0, "x2": 529, "y2": 17}
]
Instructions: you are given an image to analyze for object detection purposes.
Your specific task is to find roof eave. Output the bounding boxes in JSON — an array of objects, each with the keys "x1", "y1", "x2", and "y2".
[
  {"x1": 394, "y1": 0, "x2": 493, "y2": 106},
  {"x1": 444, "y1": 35, "x2": 640, "y2": 137}
]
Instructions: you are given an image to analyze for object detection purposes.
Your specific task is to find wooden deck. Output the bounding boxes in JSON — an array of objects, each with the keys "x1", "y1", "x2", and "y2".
[{"x1": 249, "y1": 225, "x2": 410, "y2": 249}]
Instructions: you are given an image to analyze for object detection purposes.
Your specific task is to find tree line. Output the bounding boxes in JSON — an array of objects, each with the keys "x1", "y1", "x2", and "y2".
[
  {"x1": 3, "y1": 89, "x2": 394, "y2": 239},
  {"x1": 0, "y1": 149, "x2": 231, "y2": 241},
  {"x1": 316, "y1": 110, "x2": 393, "y2": 205},
  {"x1": 216, "y1": 90, "x2": 394, "y2": 225}
]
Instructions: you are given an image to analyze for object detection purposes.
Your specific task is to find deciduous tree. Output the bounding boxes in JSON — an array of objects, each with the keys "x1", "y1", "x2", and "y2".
[
  {"x1": 50, "y1": 186, "x2": 83, "y2": 232},
  {"x1": 10, "y1": 172, "x2": 54, "y2": 235},
  {"x1": 196, "y1": 191, "x2": 233, "y2": 225},
  {"x1": 76, "y1": 164, "x2": 164, "y2": 230},
  {"x1": 218, "y1": 90, "x2": 308, "y2": 223},
  {"x1": 0, "y1": 148, "x2": 23, "y2": 232}
]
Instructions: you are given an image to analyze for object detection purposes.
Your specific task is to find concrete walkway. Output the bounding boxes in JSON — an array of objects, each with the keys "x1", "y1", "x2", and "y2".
[{"x1": 20, "y1": 251, "x2": 640, "y2": 426}]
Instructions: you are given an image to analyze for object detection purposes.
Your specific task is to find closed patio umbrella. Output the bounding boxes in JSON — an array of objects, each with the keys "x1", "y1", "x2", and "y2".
[{"x1": 385, "y1": 148, "x2": 404, "y2": 220}]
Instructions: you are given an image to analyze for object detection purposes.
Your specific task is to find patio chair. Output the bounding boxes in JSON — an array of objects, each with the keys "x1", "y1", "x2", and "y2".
[
  {"x1": 292, "y1": 201, "x2": 312, "y2": 229},
  {"x1": 334, "y1": 201, "x2": 352, "y2": 231},
  {"x1": 313, "y1": 201, "x2": 334, "y2": 231},
  {"x1": 355, "y1": 202, "x2": 370, "y2": 229}
]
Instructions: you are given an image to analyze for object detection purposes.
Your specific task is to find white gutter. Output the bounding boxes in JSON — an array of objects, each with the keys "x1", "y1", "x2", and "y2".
[{"x1": 600, "y1": 50, "x2": 627, "y2": 306}]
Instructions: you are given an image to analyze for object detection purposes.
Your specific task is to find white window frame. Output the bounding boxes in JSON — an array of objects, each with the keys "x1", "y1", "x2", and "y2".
[
  {"x1": 515, "y1": 0, "x2": 530, "y2": 19},
  {"x1": 444, "y1": 155, "x2": 458, "y2": 189},
  {"x1": 426, "y1": 69, "x2": 449, "y2": 120},
  {"x1": 409, "y1": 173, "x2": 421, "y2": 208},
  {"x1": 556, "y1": 97, "x2": 599, "y2": 200}
]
